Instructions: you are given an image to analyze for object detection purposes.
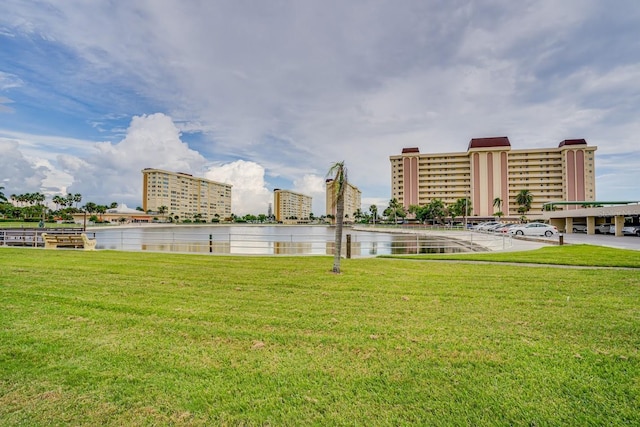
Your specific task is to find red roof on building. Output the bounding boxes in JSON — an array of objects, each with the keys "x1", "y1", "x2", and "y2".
[
  {"x1": 402, "y1": 147, "x2": 420, "y2": 154},
  {"x1": 558, "y1": 139, "x2": 587, "y2": 147},
  {"x1": 468, "y1": 137, "x2": 511, "y2": 150}
]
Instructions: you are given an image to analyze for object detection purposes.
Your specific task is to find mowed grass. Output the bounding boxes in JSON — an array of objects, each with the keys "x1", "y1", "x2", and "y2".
[
  {"x1": 385, "y1": 244, "x2": 640, "y2": 268},
  {"x1": 1, "y1": 248, "x2": 638, "y2": 426}
]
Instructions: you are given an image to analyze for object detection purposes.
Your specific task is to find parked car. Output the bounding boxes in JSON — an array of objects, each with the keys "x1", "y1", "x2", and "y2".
[
  {"x1": 571, "y1": 224, "x2": 587, "y2": 233},
  {"x1": 509, "y1": 223, "x2": 558, "y2": 237},
  {"x1": 493, "y1": 223, "x2": 518, "y2": 233},
  {"x1": 475, "y1": 221, "x2": 500, "y2": 231},
  {"x1": 486, "y1": 223, "x2": 506, "y2": 232},
  {"x1": 622, "y1": 225, "x2": 640, "y2": 236},
  {"x1": 595, "y1": 223, "x2": 612, "y2": 234}
]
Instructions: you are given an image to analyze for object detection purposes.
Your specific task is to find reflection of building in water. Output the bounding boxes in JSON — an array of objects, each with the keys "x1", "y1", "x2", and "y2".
[
  {"x1": 142, "y1": 241, "x2": 231, "y2": 254},
  {"x1": 324, "y1": 240, "x2": 362, "y2": 256},
  {"x1": 273, "y1": 241, "x2": 313, "y2": 255}
]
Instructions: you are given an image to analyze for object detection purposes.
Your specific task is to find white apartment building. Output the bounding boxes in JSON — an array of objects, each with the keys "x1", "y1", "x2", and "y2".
[
  {"x1": 390, "y1": 137, "x2": 597, "y2": 217},
  {"x1": 273, "y1": 189, "x2": 312, "y2": 223},
  {"x1": 142, "y1": 168, "x2": 232, "y2": 221},
  {"x1": 325, "y1": 179, "x2": 362, "y2": 223}
]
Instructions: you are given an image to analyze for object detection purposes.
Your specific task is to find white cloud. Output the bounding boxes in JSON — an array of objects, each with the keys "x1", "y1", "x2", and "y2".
[
  {"x1": 60, "y1": 113, "x2": 207, "y2": 205},
  {"x1": 1, "y1": 0, "x2": 640, "y2": 204},
  {"x1": 0, "y1": 96, "x2": 13, "y2": 112},
  {"x1": 0, "y1": 71, "x2": 23, "y2": 90},
  {"x1": 0, "y1": 139, "x2": 48, "y2": 194},
  {"x1": 293, "y1": 174, "x2": 327, "y2": 215},
  {"x1": 204, "y1": 160, "x2": 272, "y2": 216}
]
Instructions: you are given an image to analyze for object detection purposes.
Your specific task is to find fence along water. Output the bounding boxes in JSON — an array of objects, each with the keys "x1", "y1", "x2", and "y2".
[{"x1": 88, "y1": 226, "x2": 503, "y2": 256}]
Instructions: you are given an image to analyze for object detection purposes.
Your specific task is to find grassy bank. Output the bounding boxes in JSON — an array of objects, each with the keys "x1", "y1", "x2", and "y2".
[
  {"x1": 385, "y1": 244, "x2": 640, "y2": 268},
  {"x1": 1, "y1": 248, "x2": 638, "y2": 425}
]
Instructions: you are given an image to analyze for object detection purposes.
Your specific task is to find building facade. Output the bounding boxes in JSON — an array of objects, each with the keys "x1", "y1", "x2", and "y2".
[
  {"x1": 142, "y1": 168, "x2": 232, "y2": 221},
  {"x1": 273, "y1": 189, "x2": 312, "y2": 223},
  {"x1": 325, "y1": 179, "x2": 362, "y2": 223},
  {"x1": 390, "y1": 137, "x2": 597, "y2": 217}
]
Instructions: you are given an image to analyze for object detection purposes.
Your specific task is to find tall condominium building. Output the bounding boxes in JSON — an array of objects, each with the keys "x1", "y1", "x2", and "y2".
[
  {"x1": 273, "y1": 189, "x2": 312, "y2": 223},
  {"x1": 390, "y1": 137, "x2": 597, "y2": 217},
  {"x1": 325, "y1": 179, "x2": 362, "y2": 223},
  {"x1": 142, "y1": 168, "x2": 232, "y2": 221}
]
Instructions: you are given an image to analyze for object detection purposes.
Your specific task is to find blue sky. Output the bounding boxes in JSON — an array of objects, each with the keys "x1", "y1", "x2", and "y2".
[{"x1": 1, "y1": 0, "x2": 639, "y2": 215}]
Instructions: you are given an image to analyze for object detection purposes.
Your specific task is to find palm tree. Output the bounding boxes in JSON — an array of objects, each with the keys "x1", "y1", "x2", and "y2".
[
  {"x1": 96, "y1": 205, "x2": 107, "y2": 221},
  {"x1": 0, "y1": 185, "x2": 6, "y2": 202},
  {"x1": 52, "y1": 195, "x2": 65, "y2": 210},
  {"x1": 369, "y1": 204, "x2": 378, "y2": 225},
  {"x1": 449, "y1": 198, "x2": 469, "y2": 225},
  {"x1": 353, "y1": 208, "x2": 363, "y2": 223},
  {"x1": 83, "y1": 202, "x2": 97, "y2": 214},
  {"x1": 327, "y1": 161, "x2": 347, "y2": 274},
  {"x1": 385, "y1": 198, "x2": 403, "y2": 224},
  {"x1": 516, "y1": 189, "x2": 533, "y2": 215},
  {"x1": 493, "y1": 197, "x2": 502, "y2": 213}
]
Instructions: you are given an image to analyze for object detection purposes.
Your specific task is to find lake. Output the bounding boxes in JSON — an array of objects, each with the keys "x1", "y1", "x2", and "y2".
[{"x1": 89, "y1": 225, "x2": 487, "y2": 256}]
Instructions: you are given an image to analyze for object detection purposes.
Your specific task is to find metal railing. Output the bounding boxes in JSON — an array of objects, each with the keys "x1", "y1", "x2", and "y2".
[
  {"x1": 2, "y1": 226, "x2": 513, "y2": 255},
  {"x1": 0, "y1": 228, "x2": 84, "y2": 247},
  {"x1": 85, "y1": 229, "x2": 506, "y2": 256}
]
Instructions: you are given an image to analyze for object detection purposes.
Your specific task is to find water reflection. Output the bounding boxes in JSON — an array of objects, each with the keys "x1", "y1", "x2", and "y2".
[{"x1": 91, "y1": 225, "x2": 486, "y2": 256}]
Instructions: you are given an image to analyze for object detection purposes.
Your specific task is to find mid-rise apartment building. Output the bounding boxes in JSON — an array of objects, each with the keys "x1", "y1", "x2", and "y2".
[
  {"x1": 273, "y1": 189, "x2": 312, "y2": 223},
  {"x1": 325, "y1": 179, "x2": 362, "y2": 223},
  {"x1": 390, "y1": 137, "x2": 597, "y2": 217},
  {"x1": 142, "y1": 168, "x2": 232, "y2": 221}
]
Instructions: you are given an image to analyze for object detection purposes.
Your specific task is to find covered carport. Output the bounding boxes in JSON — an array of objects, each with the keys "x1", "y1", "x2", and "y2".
[{"x1": 541, "y1": 201, "x2": 640, "y2": 237}]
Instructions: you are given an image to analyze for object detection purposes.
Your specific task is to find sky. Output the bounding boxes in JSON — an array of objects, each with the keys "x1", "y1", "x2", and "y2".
[{"x1": 1, "y1": 0, "x2": 639, "y2": 216}]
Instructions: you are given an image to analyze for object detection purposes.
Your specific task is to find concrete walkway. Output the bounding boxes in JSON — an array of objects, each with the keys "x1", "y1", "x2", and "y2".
[{"x1": 355, "y1": 226, "x2": 640, "y2": 252}]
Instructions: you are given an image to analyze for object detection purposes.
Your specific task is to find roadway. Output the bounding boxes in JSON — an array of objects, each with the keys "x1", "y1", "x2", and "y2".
[{"x1": 558, "y1": 232, "x2": 640, "y2": 251}]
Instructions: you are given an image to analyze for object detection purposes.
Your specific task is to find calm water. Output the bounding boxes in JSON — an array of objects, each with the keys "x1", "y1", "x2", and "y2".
[{"x1": 89, "y1": 225, "x2": 484, "y2": 256}]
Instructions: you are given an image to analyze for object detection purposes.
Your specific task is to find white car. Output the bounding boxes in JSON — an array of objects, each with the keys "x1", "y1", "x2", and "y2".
[
  {"x1": 475, "y1": 221, "x2": 500, "y2": 231},
  {"x1": 595, "y1": 223, "x2": 613, "y2": 234},
  {"x1": 571, "y1": 224, "x2": 587, "y2": 233},
  {"x1": 509, "y1": 223, "x2": 558, "y2": 237},
  {"x1": 622, "y1": 225, "x2": 640, "y2": 236}
]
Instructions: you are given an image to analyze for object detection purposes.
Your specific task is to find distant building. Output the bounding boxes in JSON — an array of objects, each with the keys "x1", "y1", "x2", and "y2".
[
  {"x1": 325, "y1": 179, "x2": 362, "y2": 223},
  {"x1": 71, "y1": 203, "x2": 152, "y2": 225},
  {"x1": 390, "y1": 137, "x2": 597, "y2": 217},
  {"x1": 273, "y1": 189, "x2": 312, "y2": 223},
  {"x1": 142, "y1": 168, "x2": 232, "y2": 221}
]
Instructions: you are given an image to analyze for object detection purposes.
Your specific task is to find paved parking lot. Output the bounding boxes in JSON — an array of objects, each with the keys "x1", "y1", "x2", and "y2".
[{"x1": 558, "y1": 232, "x2": 640, "y2": 251}]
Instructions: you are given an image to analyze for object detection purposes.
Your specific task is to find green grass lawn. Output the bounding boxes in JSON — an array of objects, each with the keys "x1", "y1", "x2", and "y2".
[
  {"x1": 385, "y1": 244, "x2": 640, "y2": 268},
  {"x1": 1, "y1": 247, "x2": 638, "y2": 426}
]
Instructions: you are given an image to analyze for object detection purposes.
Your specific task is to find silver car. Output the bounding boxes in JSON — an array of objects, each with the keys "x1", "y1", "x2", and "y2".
[
  {"x1": 509, "y1": 223, "x2": 558, "y2": 237},
  {"x1": 622, "y1": 225, "x2": 640, "y2": 236}
]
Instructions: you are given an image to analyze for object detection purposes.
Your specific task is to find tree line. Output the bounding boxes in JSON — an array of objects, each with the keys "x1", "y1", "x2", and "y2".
[
  {"x1": 0, "y1": 183, "x2": 536, "y2": 225},
  {"x1": 0, "y1": 187, "x2": 120, "y2": 223}
]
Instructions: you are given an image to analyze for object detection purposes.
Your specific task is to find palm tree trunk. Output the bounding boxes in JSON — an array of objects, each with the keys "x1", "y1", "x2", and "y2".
[{"x1": 333, "y1": 193, "x2": 344, "y2": 273}]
